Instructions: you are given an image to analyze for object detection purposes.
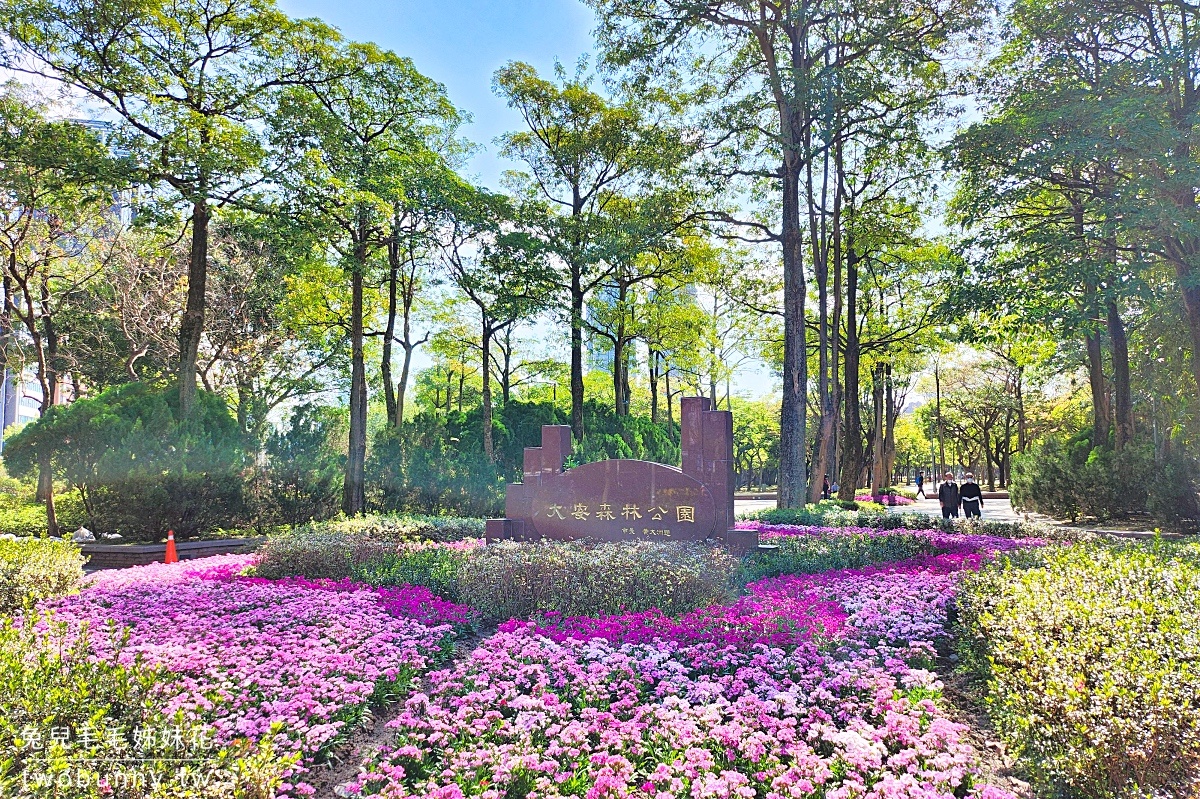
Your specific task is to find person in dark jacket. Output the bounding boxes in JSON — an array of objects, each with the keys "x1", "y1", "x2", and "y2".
[
  {"x1": 915, "y1": 470, "x2": 927, "y2": 498},
  {"x1": 938, "y1": 472, "x2": 960, "y2": 519},
  {"x1": 960, "y1": 472, "x2": 983, "y2": 518}
]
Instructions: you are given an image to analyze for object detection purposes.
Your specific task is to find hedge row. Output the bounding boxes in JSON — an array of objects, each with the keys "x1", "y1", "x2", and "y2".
[
  {"x1": 0, "y1": 538, "x2": 84, "y2": 616},
  {"x1": 956, "y1": 542, "x2": 1200, "y2": 797}
]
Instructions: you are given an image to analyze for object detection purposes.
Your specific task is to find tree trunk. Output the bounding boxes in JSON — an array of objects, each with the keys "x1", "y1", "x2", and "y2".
[
  {"x1": 649, "y1": 351, "x2": 659, "y2": 423},
  {"x1": 177, "y1": 197, "x2": 209, "y2": 416},
  {"x1": 39, "y1": 449, "x2": 57, "y2": 537},
  {"x1": 838, "y1": 246, "x2": 861, "y2": 501},
  {"x1": 778, "y1": 152, "x2": 808, "y2": 508},
  {"x1": 935, "y1": 363, "x2": 947, "y2": 478},
  {"x1": 481, "y1": 316, "x2": 494, "y2": 462},
  {"x1": 870, "y1": 362, "x2": 885, "y2": 495},
  {"x1": 664, "y1": 365, "x2": 673, "y2": 426},
  {"x1": 1015, "y1": 365, "x2": 1028, "y2": 452},
  {"x1": 569, "y1": 271, "x2": 585, "y2": 441},
  {"x1": 498, "y1": 328, "x2": 513, "y2": 404},
  {"x1": 883, "y1": 364, "x2": 897, "y2": 483},
  {"x1": 1085, "y1": 328, "x2": 1110, "y2": 450},
  {"x1": 1169, "y1": 256, "x2": 1200, "y2": 403},
  {"x1": 382, "y1": 247, "x2": 399, "y2": 424},
  {"x1": 342, "y1": 256, "x2": 367, "y2": 516},
  {"x1": 1107, "y1": 297, "x2": 1133, "y2": 450},
  {"x1": 613, "y1": 332, "x2": 626, "y2": 415}
]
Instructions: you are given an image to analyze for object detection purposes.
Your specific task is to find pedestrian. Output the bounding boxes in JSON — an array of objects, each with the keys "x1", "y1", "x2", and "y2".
[
  {"x1": 822, "y1": 474, "x2": 831, "y2": 500},
  {"x1": 938, "y1": 471, "x2": 960, "y2": 519},
  {"x1": 830, "y1": 479, "x2": 840, "y2": 496},
  {"x1": 915, "y1": 470, "x2": 926, "y2": 499},
  {"x1": 960, "y1": 472, "x2": 983, "y2": 518}
]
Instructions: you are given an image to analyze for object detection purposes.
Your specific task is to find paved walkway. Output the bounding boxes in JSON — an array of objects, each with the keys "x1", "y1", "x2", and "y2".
[
  {"x1": 888, "y1": 494, "x2": 1026, "y2": 523},
  {"x1": 733, "y1": 493, "x2": 1026, "y2": 523}
]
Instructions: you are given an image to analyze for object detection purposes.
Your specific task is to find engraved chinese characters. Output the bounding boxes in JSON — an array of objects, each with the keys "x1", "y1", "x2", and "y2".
[
  {"x1": 487, "y1": 397, "x2": 757, "y2": 553},
  {"x1": 529, "y1": 458, "x2": 718, "y2": 541}
]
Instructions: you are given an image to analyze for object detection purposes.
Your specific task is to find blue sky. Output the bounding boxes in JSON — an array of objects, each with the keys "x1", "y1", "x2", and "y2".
[
  {"x1": 275, "y1": 0, "x2": 778, "y2": 398},
  {"x1": 277, "y1": 0, "x2": 597, "y2": 189}
]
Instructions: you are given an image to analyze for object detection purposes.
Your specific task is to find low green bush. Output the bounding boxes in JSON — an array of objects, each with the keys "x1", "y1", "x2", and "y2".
[
  {"x1": 0, "y1": 488, "x2": 86, "y2": 537},
  {"x1": 3, "y1": 383, "x2": 251, "y2": 541},
  {"x1": 253, "y1": 530, "x2": 356, "y2": 581},
  {"x1": 956, "y1": 542, "x2": 1200, "y2": 797},
  {"x1": 0, "y1": 615, "x2": 288, "y2": 797},
  {"x1": 457, "y1": 540, "x2": 739, "y2": 622},
  {"x1": 0, "y1": 538, "x2": 84, "y2": 616},
  {"x1": 744, "y1": 531, "x2": 944, "y2": 581},
  {"x1": 253, "y1": 515, "x2": 482, "y2": 595},
  {"x1": 349, "y1": 544, "x2": 467, "y2": 601},
  {"x1": 1011, "y1": 436, "x2": 1199, "y2": 530},
  {"x1": 318, "y1": 514, "x2": 484, "y2": 542}
]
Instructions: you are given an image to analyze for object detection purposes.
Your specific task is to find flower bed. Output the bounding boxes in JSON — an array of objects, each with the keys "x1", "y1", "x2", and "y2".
[
  {"x1": 855, "y1": 493, "x2": 916, "y2": 506},
  {"x1": 36, "y1": 555, "x2": 473, "y2": 797},
  {"x1": 7, "y1": 523, "x2": 1065, "y2": 799},
  {"x1": 342, "y1": 528, "x2": 1038, "y2": 798}
]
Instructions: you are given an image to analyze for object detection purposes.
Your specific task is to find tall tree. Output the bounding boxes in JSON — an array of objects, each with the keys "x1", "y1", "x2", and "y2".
[
  {"x1": 0, "y1": 90, "x2": 116, "y2": 533},
  {"x1": 494, "y1": 61, "x2": 688, "y2": 442},
  {"x1": 588, "y1": 0, "x2": 983, "y2": 506},
  {"x1": 1, "y1": 0, "x2": 335, "y2": 413},
  {"x1": 438, "y1": 187, "x2": 552, "y2": 460},
  {"x1": 272, "y1": 41, "x2": 460, "y2": 515}
]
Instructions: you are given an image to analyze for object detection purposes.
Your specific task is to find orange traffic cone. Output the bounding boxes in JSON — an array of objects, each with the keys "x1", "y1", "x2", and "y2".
[{"x1": 164, "y1": 529, "x2": 179, "y2": 564}]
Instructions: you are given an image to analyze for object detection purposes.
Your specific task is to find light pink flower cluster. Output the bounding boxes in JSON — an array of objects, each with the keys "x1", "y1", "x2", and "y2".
[
  {"x1": 855, "y1": 494, "x2": 916, "y2": 506},
  {"x1": 42, "y1": 555, "x2": 468, "y2": 797},
  {"x1": 344, "y1": 543, "x2": 1022, "y2": 798}
]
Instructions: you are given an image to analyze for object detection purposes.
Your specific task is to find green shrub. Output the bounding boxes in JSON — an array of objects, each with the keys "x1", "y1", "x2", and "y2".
[
  {"x1": 1011, "y1": 435, "x2": 1198, "y2": 530},
  {"x1": 0, "y1": 615, "x2": 288, "y2": 797},
  {"x1": 3, "y1": 383, "x2": 249, "y2": 541},
  {"x1": 350, "y1": 544, "x2": 468, "y2": 601},
  {"x1": 0, "y1": 489, "x2": 86, "y2": 537},
  {"x1": 457, "y1": 539, "x2": 738, "y2": 622},
  {"x1": 317, "y1": 514, "x2": 484, "y2": 542},
  {"x1": 253, "y1": 514, "x2": 483, "y2": 594},
  {"x1": 0, "y1": 538, "x2": 84, "y2": 616},
  {"x1": 1145, "y1": 452, "x2": 1200, "y2": 533},
  {"x1": 260, "y1": 403, "x2": 345, "y2": 526},
  {"x1": 744, "y1": 531, "x2": 944, "y2": 581},
  {"x1": 368, "y1": 400, "x2": 680, "y2": 518},
  {"x1": 956, "y1": 542, "x2": 1200, "y2": 797},
  {"x1": 253, "y1": 530, "x2": 356, "y2": 581}
]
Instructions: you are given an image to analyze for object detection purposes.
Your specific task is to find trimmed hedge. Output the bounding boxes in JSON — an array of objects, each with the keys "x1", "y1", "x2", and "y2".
[
  {"x1": 0, "y1": 538, "x2": 84, "y2": 616},
  {"x1": 744, "y1": 531, "x2": 945, "y2": 581},
  {"x1": 457, "y1": 540, "x2": 739, "y2": 622},
  {"x1": 253, "y1": 515, "x2": 483, "y2": 593},
  {"x1": 956, "y1": 542, "x2": 1200, "y2": 797}
]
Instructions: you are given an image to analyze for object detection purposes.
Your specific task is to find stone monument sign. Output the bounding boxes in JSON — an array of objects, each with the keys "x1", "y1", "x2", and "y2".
[{"x1": 486, "y1": 397, "x2": 758, "y2": 553}]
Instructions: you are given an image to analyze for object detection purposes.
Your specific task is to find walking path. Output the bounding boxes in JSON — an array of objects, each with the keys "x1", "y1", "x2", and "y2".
[
  {"x1": 734, "y1": 495, "x2": 1025, "y2": 522},
  {"x1": 889, "y1": 494, "x2": 1026, "y2": 523},
  {"x1": 733, "y1": 493, "x2": 1166, "y2": 539}
]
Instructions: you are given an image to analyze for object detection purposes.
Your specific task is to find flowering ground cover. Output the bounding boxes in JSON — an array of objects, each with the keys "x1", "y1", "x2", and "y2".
[
  {"x1": 35, "y1": 555, "x2": 474, "y2": 797},
  {"x1": 855, "y1": 494, "x2": 916, "y2": 506},
  {"x1": 342, "y1": 527, "x2": 1042, "y2": 798},
  {"x1": 12, "y1": 524, "x2": 1055, "y2": 799}
]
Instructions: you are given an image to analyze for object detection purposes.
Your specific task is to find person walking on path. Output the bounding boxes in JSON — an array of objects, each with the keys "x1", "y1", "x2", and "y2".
[
  {"x1": 822, "y1": 475, "x2": 831, "y2": 500},
  {"x1": 915, "y1": 470, "x2": 927, "y2": 498},
  {"x1": 960, "y1": 472, "x2": 983, "y2": 518},
  {"x1": 938, "y1": 471, "x2": 961, "y2": 519}
]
